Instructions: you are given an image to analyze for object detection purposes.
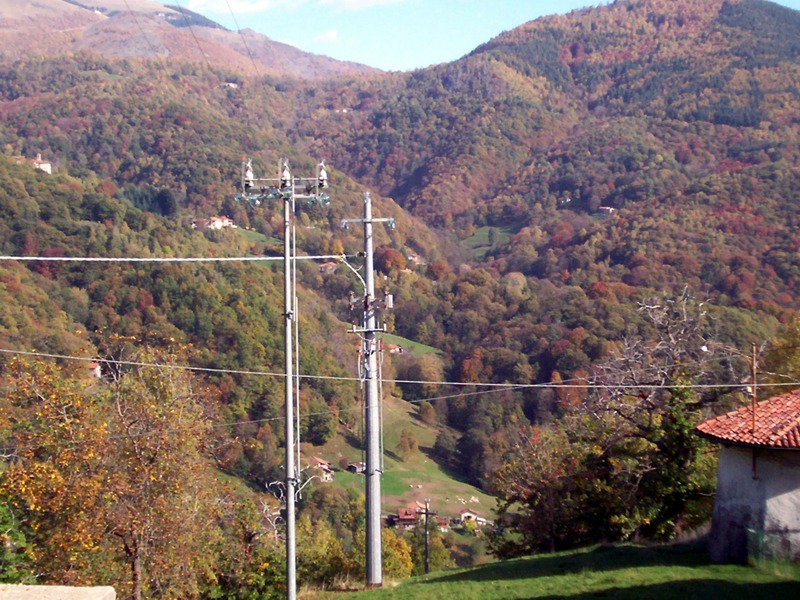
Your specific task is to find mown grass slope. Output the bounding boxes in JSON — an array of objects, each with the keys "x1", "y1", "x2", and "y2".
[
  {"x1": 332, "y1": 543, "x2": 800, "y2": 599},
  {"x1": 302, "y1": 393, "x2": 493, "y2": 522}
]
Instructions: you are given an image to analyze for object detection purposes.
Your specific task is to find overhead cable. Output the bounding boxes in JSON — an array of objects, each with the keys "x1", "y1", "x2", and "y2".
[
  {"x1": 2, "y1": 347, "x2": 799, "y2": 392},
  {"x1": 0, "y1": 253, "x2": 351, "y2": 263}
]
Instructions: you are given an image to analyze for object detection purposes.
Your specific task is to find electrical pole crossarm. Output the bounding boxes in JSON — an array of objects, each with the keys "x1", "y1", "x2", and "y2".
[{"x1": 238, "y1": 159, "x2": 330, "y2": 206}]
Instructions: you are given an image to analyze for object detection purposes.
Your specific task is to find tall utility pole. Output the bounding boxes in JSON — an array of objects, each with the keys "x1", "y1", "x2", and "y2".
[
  {"x1": 343, "y1": 192, "x2": 395, "y2": 587},
  {"x1": 238, "y1": 159, "x2": 330, "y2": 600}
]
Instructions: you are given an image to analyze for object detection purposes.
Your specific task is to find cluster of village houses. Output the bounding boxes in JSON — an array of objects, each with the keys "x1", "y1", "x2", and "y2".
[
  {"x1": 386, "y1": 501, "x2": 491, "y2": 533},
  {"x1": 309, "y1": 457, "x2": 491, "y2": 533}
]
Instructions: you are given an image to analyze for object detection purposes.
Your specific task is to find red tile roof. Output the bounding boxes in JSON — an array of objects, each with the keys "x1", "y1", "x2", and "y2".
[
  {"x1": 696, "y1": 390, "x2": 800, "y2": 449},
  {"x1": 397, "y1": 508, "x2": 417, "y2": 520}
]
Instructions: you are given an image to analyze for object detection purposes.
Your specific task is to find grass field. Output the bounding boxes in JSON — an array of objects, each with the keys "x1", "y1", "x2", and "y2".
[
  {"x1": 236, "y1": 228, "x2": 278, "y2": 247},
  {"x1": 314, "y1": 543, "x2": 800, "y2": 599},
  {"x1": 382, "y1": 333, "x2": 442, "y2": 356},
  {"x1": 461, "y1": 225, "x2": 518, "y2": 260},
  {"x1": 377, "y1": 397, "x2": 493, "y2": 515},
  {"x1": 307, "y1": 394, "x2": 493, "y2": 522}
]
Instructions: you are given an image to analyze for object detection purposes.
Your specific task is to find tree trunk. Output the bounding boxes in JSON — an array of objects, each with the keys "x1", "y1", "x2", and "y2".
[{"x1": 127, "y1": 536, "x2": 143, "y2": 600}]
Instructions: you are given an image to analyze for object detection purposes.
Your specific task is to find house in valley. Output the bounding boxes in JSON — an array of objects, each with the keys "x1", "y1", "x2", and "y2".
[
  {"x1": 32, "y1": 153, "x2": 52, "y2": 174},
  {"x1": 391, "y1": 504, "x2": 421, "y2": 530},
  {"x1": 346, "y1": 461, "x2": 366, "y2": 474},
  {"x1": 86, "y1": 361, "x2": 103, "y2": 380},
  {"x1": 309, "y1": 456, "x2": 334, "y2": 482},
  {"x1": 459, "y1": 508, "x2": 479, "y2": 525},
  {"x1": 435, "y1": 516, "x2": 450, "y2": 533},
  {"x1": 192, "y1": 216, "x2": 234, "y2": 231},
  {"x1": 318, "y1": 262, "x2": 338, "y2": 275}
]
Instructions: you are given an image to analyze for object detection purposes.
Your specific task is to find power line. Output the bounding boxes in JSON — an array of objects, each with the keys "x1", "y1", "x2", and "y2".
[
  {"x1": 0, "y1": 400, "x2": 340, "y2": 457},
  {"x1": 172, "y1": 0, "x2": 213, "y2": 73},
  {"x1": 121, "y1": 0, "x2": 169, "y2": 73},
  {"x1": 0, "y1": 253, "x2": 350, "y2": 263},
  {"x1": 0, "y1": 395, "x2": 393, "y2": 458},
  {"x1": 6, "y1": 346, "x2": 798, "y2": 461},
  {"x1": 3, "y1": 347, "x2": 799, "y2": 393},
  {"x1": 3, "y1": 346, "x2": 800, "y2": 457},
  {"x1": 224, "y1": 0, "x2": 263, "y2": 80},
  {"x1": 5, "y1": 365, "x2": 797, "y2": 458}
]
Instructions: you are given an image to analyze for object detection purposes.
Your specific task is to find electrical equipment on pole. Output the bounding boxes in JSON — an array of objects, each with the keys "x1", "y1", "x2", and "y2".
[
  {"x1": 235, "y1": 158, "x2": 330, "y2": 600},
  {"x1": 342, "y1": 191, "x2": 395, "y2": 587}
]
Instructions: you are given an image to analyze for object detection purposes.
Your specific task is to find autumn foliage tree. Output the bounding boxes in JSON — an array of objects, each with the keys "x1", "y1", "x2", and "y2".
[
  {"x1": 490, "y1": 293, "x2": 731, "y2": 555},
  {"x1": 0, "y1": 503, "x2": 32, "y2": 584},
  {"x1": 99, "y1": 351, "x2": 222, "y2": 599},
  {"x1": 489, "y1": 424, "x2": 595, "y2": 556},
  {"x1": 395, "y1": 428, "x2": 419, "y2": 462},
  {"x1": 0, "y1": 353, "x2": 258, "y2": 599},
  {"x1": 374, "y1": 246, "x2": 407, "y2": 274},
  {"x1": 1, "y1": 357, "x2": 118, "y2": 586}
]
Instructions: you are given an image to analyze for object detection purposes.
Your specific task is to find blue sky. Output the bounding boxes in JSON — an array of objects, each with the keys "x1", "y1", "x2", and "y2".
[{"x1": 186, "y1": 0, "x2": 800, "y2": 72}]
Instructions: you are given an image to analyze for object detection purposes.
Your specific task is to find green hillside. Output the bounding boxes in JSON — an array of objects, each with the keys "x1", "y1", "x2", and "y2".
[
  {"x1": 309, "y1": 394, "x2": 493, "y2": 513},
  {"x1": 343, "y1": 543, "x2": 800, "y2": 599}
]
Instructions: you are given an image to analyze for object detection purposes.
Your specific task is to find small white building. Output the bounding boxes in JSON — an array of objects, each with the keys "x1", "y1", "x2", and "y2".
[
  {"x1": 87, "y1": 362, "x2": 102, "y2": 380},
  {"x1": 13, "y1": 153, "x2": 51, "y2": 174},
  {"x1": 32, "y1": 153, "x2": 52, "y2": 174},
  {"x1": 208, "y1": 216, "x2": 234, "y2": 229},
  {"x1": 192, "y1": 216, "x2": 234, "y2": 231},
  {"x1": 459, "y1": 508, "x2": 479, "y2": 524},
  {"x1": 309, "y1": 456, "x2": 334, "y2": 482},
  {"x1": 696, "y1": 391, "x2": 800, "y2": 563}
]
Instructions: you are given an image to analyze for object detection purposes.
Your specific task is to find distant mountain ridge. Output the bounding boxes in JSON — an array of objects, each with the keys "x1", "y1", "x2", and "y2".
[{"x1": 0, "y1": 0, "x2": 379, "y2": 79}]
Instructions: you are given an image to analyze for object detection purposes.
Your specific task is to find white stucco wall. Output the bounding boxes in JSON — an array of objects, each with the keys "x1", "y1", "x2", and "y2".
[
  {"x1": 0, "y1": 585, "x2": 115, "y2": 599},
  {"x1": 708, "y1": 445, "x2": 800, "y2": 563}
]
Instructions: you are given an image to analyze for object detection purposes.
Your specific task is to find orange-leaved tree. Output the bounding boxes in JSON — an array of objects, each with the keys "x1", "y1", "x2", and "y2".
[{"x1": 0, "y1": 350, "x2": 227, "y2": 599}]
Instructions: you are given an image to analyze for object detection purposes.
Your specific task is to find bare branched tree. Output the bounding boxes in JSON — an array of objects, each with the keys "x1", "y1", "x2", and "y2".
[{"x1": 586, "y1": 289, "x2": 753, "y2": 436}]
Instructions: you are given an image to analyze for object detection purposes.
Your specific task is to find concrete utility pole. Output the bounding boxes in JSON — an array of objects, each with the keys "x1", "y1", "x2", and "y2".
[
  {"x1": 281, "y1": 175, "x2": 296, "y2": 600},
  {"x1": 238, "y1": 159, "x2": 330, "y2": 600},
  {"x1": 342, "y1": 192, "x2": 395, "y2": 587}
]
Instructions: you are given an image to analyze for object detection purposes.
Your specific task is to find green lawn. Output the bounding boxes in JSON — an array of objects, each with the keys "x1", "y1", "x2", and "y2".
[
  {"x1": 305, "y1": 394, "x2": 493, "y2": 522},
  {"x1": 377, "y1": 397, "x2": 493, "y2": 515},
  {"x1": 461, "y1": 225, "x2": 517, "y2": 260},
  {"x1": 382, "y1": 333, "x2": 442, "y2": 356},
  {"x1": 236, "y1": 228, "x2": 278, "y2": 247},
  {"x1": 326, "y1": 543, "x2": 799, "y2": 599}
]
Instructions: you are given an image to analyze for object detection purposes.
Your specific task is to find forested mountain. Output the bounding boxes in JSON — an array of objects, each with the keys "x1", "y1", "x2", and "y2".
[
  {"x1": 0, "y1": 0, "x2": 379, "y2": 79},
  {"x1": 292, "y1": 0, "x2": 800, "y2": 310},
  {"x1": 2, "y1": 0, "x2": 800, "y2": 594}
]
